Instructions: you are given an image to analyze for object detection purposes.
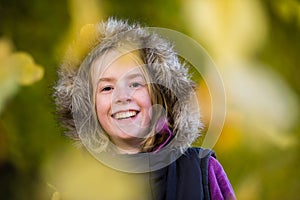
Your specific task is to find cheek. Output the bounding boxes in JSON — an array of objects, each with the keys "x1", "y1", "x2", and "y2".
[
  {"x1": 136, "y1": 90, "x2": 152, "y2": 115},
  {"x1": 96, "y1": 95, "x2": 111, "y2": 122}
]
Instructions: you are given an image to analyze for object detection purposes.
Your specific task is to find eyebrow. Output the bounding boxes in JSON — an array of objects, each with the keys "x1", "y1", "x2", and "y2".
[
  {"x1": 98, "y1": 72, "x2": 145, "y2": 83},
  {"x1": 98, "y1": 77, "x2": 114, "y2": 82},
  {"x1": 126, "y1": 73, "x2": 145, "y2": 80}
]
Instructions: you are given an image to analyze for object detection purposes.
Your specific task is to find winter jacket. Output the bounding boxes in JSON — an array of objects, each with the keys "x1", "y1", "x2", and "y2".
[{"x1": 150, "y1": 147, "x2": 236, "y2": 200}]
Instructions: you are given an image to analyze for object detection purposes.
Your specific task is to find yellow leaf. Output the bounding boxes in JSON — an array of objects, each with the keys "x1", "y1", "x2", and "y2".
[
  {"x1": 0, "y1": 39, "x2": 19, "y2": 113},
  {"x1": 79, "y1": 23, "x2": 96, "y2": 44},
  {"x1": 51, "y1": 192, "x2": 61, "y2": 200},
  {"x1": 0, "y1": 38, "x2": 44, "y2": 113},
  {"x1": 0, "y1": 38, "x2": 13, "y2": 60},
  {"x1": 9, "y1": 52, "x2": 44, "y2": 86},
  {"x1": 76, "y1": 23, "x2": 98, "y2": 60}
]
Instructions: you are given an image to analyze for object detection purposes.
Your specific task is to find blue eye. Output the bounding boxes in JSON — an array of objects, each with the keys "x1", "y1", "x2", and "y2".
[{"x1": 130, "y1": 82, "x2": 143, "y2": 88}]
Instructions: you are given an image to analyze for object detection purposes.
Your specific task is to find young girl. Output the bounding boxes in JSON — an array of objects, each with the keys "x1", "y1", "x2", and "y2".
[{"x1": 54, "y1": 18, "x2": 236, "y2": 200}]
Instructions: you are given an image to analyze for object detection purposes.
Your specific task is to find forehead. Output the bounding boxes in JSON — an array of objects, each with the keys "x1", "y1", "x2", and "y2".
[{"x1": 93, "y1": 50, "x2": 145, "y2": 80}]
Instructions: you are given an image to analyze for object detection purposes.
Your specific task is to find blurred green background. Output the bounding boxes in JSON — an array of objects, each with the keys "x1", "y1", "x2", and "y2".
[{"x1": 0, "y1": 0, "x2": 299, "y2": 199}]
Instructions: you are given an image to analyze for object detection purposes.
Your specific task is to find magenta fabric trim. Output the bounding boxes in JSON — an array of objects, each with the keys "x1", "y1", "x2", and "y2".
[{"x1": 153, "y1": 117, "x2": 173, "y2": 153}]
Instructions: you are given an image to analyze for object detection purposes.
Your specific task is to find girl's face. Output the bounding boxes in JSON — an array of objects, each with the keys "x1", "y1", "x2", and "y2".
[{"x1": 94, "y1": 52, "x2": 152, "y2": 152}]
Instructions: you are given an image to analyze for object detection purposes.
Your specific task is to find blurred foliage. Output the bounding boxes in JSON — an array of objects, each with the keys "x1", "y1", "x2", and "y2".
[
  {"x1": 0, "y1": 0, "x2": 299, "y2": 199},
  {"x1": 0, "y1": 38, "x2": 44, "y2": 113},
  {"x1": 0, "y1": 0, "x2": 70, "y2": 199}
]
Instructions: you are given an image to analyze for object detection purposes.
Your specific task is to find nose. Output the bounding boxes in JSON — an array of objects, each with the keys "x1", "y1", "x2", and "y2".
[{"x1": 113, "y1": 85, "x2": 132, "y2": 104}]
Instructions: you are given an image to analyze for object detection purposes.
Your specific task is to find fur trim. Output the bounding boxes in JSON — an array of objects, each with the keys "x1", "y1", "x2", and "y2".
[{"x1": 53, "y1": 18, "x2": 202, "y2": 152}]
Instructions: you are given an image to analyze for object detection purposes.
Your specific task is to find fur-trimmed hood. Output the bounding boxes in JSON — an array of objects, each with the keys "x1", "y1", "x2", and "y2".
[{"x1": 54, "y1": 18, "x2": 202, "y2": 153}]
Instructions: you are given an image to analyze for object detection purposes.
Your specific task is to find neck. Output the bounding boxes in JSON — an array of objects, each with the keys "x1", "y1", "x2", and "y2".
[
  {"x1": 110, "y1": 137, "x2": 142, "y2": 154},
  {"x1": 117, "y1": 146, "x2": 140, "y2": 154}
]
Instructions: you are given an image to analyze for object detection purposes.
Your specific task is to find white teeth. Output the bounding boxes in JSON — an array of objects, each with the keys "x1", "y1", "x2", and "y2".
[{"x1": 114, "y1": 111, "x2": 137, "y2": 120}]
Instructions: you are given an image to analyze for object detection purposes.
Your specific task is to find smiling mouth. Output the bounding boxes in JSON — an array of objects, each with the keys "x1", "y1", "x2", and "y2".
[{"x1": 112, "y1": 111, "x2": 139, "y2": 120}]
